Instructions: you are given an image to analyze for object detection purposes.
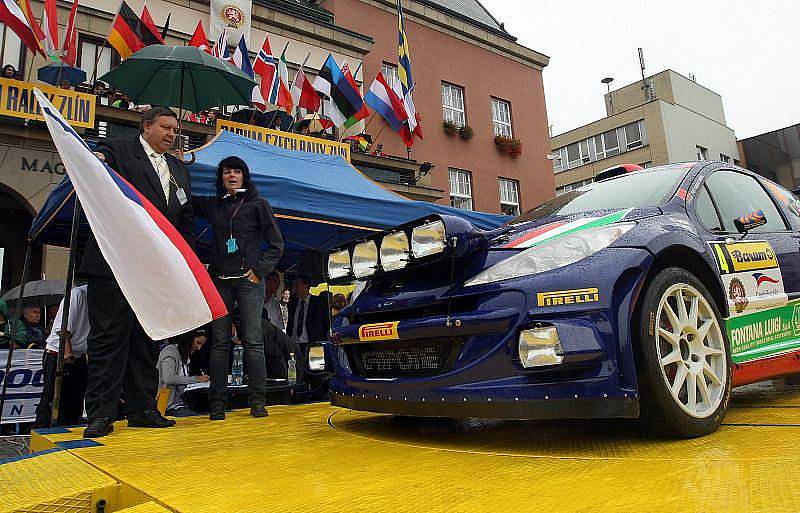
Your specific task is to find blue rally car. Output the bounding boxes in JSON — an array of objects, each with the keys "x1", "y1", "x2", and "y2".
[{"x1": 325, "y1": 162, "x2": 800, "y2": 437}]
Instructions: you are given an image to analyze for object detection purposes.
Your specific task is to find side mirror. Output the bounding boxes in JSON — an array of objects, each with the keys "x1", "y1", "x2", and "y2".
[{"x1": 734, "y1": 210, "x2": 766, "y2": 233}]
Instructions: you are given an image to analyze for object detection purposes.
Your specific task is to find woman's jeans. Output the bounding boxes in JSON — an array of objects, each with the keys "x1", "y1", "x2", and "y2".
[{"x1": 209, "y1": 277, "x2": 267, "y2": 408}]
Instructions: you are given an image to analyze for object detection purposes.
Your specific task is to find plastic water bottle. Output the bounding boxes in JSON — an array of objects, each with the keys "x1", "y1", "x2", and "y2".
[
  {"x1": 288, "y1": 353, "x2": 297, "y2": 385},
  {"x1": 232, "y1": 344, "x2": 244, "y2": 386}
]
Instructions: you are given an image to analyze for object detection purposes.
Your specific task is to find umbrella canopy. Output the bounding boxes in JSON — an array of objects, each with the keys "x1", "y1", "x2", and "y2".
[
  {"x1": 99, "y1": 45, "x2": 257, "y2": 112},
  {"x1": 37, "y1": 63, "x2": 87, "y2": 86},
  {"x1": 297, "y1": 113, "x2": 333, "y2": 134},
  {"x1": 2, "y1": 279, "x2": 65, "y2": 306}
]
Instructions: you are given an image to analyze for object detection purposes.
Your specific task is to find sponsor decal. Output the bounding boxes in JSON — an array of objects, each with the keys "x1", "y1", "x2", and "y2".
[
  {"x1": 709, "y1": 241, "x2": 777, "y2": 274},
  {"x1": 648, "y1": 311, "x2": 655, "y2": 336},
  {"x1": 753, "y1": 272, "x2": 780, "y2": 289},
  {"x1": 504, "y1": 209, "x2": 632, "y2": 249},
  {"x1": 537, "y1": 287, "x2": 599, "y2": 307},
  {"x1": 358, "y1": 321, "x2": 400, "y2": 342},
  {"x1": 726, "y1": 299, "x2": 800, "y2": 363},
  {"x1": 729, "y1": 277, "x2": 748, "y2": 313}
]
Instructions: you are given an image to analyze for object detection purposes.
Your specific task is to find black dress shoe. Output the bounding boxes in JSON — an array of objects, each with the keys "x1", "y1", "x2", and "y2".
[
  {"x1": 209, "y1": 405, "x2": 226, "y2": 421},
  {"x1": 127, "y1": 410, "x2": 176, "y2": 428},
  {"x1": 250, "y1": 404, "x2": 268, "y2": 418},
  {"x1": 84, "y1": 417, "x2": 114, "y2": 438}
]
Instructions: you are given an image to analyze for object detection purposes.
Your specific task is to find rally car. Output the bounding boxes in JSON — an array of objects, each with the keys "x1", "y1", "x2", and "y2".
[{"x1": 324, "y1": 161, "x2": 800, "y2": 437}]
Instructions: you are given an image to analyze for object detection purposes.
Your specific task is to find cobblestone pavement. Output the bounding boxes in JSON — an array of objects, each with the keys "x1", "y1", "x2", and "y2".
[{"x1": 0, "y1": 436, "x2": 30, "y2": 459}]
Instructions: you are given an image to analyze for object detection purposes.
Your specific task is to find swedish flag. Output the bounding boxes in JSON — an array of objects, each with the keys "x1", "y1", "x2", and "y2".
[{"x1": 397, "y1": 0, "x2": 413, "y2": 96}]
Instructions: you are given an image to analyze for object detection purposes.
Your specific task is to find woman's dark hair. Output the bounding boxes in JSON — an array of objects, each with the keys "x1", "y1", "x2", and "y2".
[
  {"x1": 176, "y1": 329, "x2": 207, "y2": 364},
  {"x1": 216, "y1": 155, "x2": 258, "y2": 198}
]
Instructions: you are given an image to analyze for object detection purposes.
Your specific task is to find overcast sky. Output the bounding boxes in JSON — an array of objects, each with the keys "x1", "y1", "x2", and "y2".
[{"x1": 482, "y1": 0, "x2": 799, "y2": 139}]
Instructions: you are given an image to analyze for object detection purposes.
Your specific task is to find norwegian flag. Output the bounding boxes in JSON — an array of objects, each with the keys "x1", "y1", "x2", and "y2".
[{"x1": 252, "y1": 34, "x2": 279, "y2": 105}]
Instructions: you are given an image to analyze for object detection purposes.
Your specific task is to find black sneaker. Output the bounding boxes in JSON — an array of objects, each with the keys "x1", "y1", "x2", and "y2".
[
  {"x1": 127, "y1": 410, "x2": 176, "y2": 428},
  {"x1": 250, "y1": 404, "x2": 268, "y2": 418},
  {"x1": 209, "y1": 405, "x2": 226, "y2": 421},
  {"x1": 83, "y1": 417, "x2": 114, "y2": 438}
]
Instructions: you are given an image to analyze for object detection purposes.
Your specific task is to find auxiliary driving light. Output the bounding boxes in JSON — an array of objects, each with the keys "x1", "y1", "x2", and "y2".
[
  {"x1": 308, "y1": 345, "x2": 326, "y2": 371},
  {"x1": 411, "y1": 220, "x2": 446, "y2": 258},
  {"x1": 518, "y1": 326, "x2": 563, "y2": 368},
  {"x1": 327, "y1": 249, "x2": 351, "y2": 279},
  {"x1": 380, "y1": 231, "x2": 410, "y2": 271},
  {"x1": 352, "y1": 240, "x2": 379, "y2": 278}
]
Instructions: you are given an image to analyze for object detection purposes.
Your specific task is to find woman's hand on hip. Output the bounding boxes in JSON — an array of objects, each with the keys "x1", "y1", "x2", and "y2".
[{"x1": 245, "y1": 269, "x2": 260, "y2": 284}]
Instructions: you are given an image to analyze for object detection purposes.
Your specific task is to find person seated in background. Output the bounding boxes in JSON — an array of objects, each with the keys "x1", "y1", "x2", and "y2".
[
  {"x1": 0, "y1": 299, "x2": 25, "y2": 349},
  {"x1": 157, "y1": 330, "x2": 209, "y2": 417},
  {"x1": 286, "y1": 276, "x2": 330, "y2": 382},
  {"x1": 2, "y1": 64, "x2": 16, "y2": 79},
  {"x1": 22, "y1": 305, "x2": 45, "y2": 348},
  {"x1": 331, "y1": 294, "x2": 347, "y2": 318},
  {"x1": 45, "y1": 304, "x2": 59, "y2": 334},
  {"x1": 262, "y1": 271, "x2": 286, "y2": 332}
]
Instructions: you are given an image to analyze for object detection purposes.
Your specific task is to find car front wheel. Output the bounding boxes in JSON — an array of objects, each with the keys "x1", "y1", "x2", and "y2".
[{"x1": 635, "y1": 267, "x2": 732, "y2": 438}]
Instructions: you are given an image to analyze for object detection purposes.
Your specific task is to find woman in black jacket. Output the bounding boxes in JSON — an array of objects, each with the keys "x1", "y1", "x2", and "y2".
[{"x1": 193, "y1": 156, "x2": 284, "y2": 420}]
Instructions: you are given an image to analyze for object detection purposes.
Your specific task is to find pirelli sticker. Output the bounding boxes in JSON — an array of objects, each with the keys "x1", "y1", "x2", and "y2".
[
  {"x1": 358, "y1": 321, "x2": 400, "y2": 342},
  {"x1": 537, "y1": 288, "x2": 599, "y2": 307},
  {"x1": 709, "y1": 241, "x2": 778, "y2": 275}
]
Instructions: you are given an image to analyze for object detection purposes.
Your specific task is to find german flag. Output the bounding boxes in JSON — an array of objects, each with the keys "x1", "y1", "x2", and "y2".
[{"x1": 107, "y1": 1, "x2": 161, "y2": 59}]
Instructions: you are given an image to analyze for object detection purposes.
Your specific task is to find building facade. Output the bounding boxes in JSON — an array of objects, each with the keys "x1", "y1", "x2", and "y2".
[
  {"x1": 551, "y1": 70, "x2": 740, "y2": 195},
  {"x1": 738, "y1": 123, "x2": 800, "y2": 190}
]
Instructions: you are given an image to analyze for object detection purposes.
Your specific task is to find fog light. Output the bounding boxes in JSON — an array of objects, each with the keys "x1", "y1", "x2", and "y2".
[
  {"x1": 518, "y1": 326, "x2": 563, "y2": 368},
  {"x1": 309, "y1": 344, "x2": 326, "y2": 371}
]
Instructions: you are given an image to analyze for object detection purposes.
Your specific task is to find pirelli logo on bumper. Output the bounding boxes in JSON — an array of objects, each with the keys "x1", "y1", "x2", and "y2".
[
  {"x1": 537, "y1": 288, "x2": 600, "y2": 307},
  {"x1": 358, "y1": 321, "x2": 400, "y2": 342}
]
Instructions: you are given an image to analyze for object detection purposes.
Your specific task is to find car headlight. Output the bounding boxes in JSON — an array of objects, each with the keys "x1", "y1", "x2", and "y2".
[
  {"x1": 381, "y1": 231, "x2": 410, "y2": 271},
  {"x1": 411, "y1": 220, "x2": 446, "y2": 258},
  {"x1": 352, "y1": 240, "x2": 379, "y2": 278},
  {"x1": 327, "y1": 249, "x2": 351, "y2": 279},
  {"x1": 464, "y1": 222, "x2": 635, "y2": 286}
]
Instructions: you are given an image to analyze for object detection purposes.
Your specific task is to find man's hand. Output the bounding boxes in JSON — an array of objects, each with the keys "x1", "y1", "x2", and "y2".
[
  {"x1": 197, "y1": 375, "x2": 210, "y2": 383},
  {"x1": 93, "y1": 151, "x2": 105, "y2": 161},
  {"x1": 63, "y1": 337, "x2": 75, "y2": 364},
  {"x1": 245, "y1": 269, "x2": 260, "y2": 284}
]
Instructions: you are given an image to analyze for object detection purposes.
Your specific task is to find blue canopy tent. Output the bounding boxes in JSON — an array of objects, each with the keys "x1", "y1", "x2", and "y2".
[{"x1": 27, "y1": 131, "x2": 508, "y2": 270}]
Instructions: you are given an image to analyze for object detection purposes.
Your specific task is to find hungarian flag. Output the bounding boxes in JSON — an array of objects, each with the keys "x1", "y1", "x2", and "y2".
[
  {"x1": 291, "y1": 68, "x2": 320, "y2": 112},
  {"x1": 42, "y1": 0, "x2": 59, "y2": 61},
  {"x1": 107, "y1": 1, "x2": 161, "y2": 59},
  {"x1": 187, "y1": 20, "x2": 210, "y2": 53},
  {"x1": 61, "y1": 0, "x2": 79, "y2": 66},
  {"x1": 0, "y1": 0, "x2": 41, "y2": 55},
  {"x1": 341, "y1": 63, "x2": 369, "y2": 129},
  {"x1": 140, "y1": 2, "x2": 165, "y2": 44},
  {"x1": 275, "y1": 47, "x2": 293, "y2": 113}
]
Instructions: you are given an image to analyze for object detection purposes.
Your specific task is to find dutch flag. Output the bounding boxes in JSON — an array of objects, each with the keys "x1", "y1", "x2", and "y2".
[{"x1": 364, "y1": 71, "x2": 408, "y2": 132}]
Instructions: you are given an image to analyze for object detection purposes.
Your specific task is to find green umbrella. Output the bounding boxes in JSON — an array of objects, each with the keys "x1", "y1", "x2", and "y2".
[{"x1": 99, "y1": 45, "x2": 257, "y2": 113}]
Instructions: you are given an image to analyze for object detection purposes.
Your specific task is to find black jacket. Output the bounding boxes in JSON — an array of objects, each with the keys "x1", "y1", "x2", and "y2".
[
  {"x1": 192, "y1": 192, "x2": 283, "y2": 279},
  {"x1": 79, "y1": 138, "x2": 195, "y2": 279},
  {"x1": 286, "y1": 295, "x2": 329, "y2": 343}
]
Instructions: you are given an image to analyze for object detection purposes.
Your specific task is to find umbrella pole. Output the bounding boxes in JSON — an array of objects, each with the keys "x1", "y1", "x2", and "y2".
[
  {"x1": 0, "y1": 244, "x2": 32, "y2": 423},
  {"x1": 177, "y1": 63, "x2": 185, "y2": 157},
  {"x1": 51, "y1": 199, "x2": 82, "y2": 426}
]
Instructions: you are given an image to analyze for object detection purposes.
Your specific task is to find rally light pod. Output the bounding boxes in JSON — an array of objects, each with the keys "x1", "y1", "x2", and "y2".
[
  {"x1": 411, "y1": 220, "x2": 446, "y2": 258},
  {"x1": 380, "y1": 231, "x2": 410, "y2": 271},
  {"x1": 327, "y1": 249, "x2": 352, "y2": 280},
  {"x1": 352, "y1": 240, "x2": 379, "y2": 278}
]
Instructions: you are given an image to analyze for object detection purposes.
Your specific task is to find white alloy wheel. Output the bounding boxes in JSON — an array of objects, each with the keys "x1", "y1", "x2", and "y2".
[{"x1": 655, "y1": 283, "x2": 727, "y2": 418}]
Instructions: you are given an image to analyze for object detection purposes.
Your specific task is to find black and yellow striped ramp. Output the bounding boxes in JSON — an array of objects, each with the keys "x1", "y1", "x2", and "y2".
[{"x1": 4, "y1": 380, "x2": 800, "y2": 512}]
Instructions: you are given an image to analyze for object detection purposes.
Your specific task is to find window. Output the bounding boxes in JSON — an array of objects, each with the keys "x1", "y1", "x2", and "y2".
[
  {"x1": 719, "y1": 153, "x2": 730, "y2": 163},
  {"x1": 78, "y1": 35, "x2": 120, "y2": 88},
  {"x1": 552, "y1": 147, "x2": 565, "y2": 173},
  {"x1": 696, "y1": 145, "x2": 709, "y2": 160},
  {"x1": 603, "y1": 129, "x2": 620, "y2": 157},
  {"x1": 693, "y1": 185, "x2": 723, "y2": 232},
  {"x1": 441, "y1": 82, "x2": 465, "y2": 127},
  {"x1": 381, "y1": 63, "x2": 399, "y2": 91},
  {"x1": 763, "y1": 180, "x2": 800, "y2": 222},
  {"x1": 491, "y1": 98, "x2": 512, "y2": 137},
  {"x1": 640, "y1": 161, "x2": 652, "y2": 168},
  {"x1": 556, "y1": 178, "x2": 594, "y2": 196},
  {"x1": 449, "y1": 168, "x2": 473, "y2": 210},
  {"x1": 499, "y1": 178, "x2": 520, "y2": 216},
  {"x1": 0, "y1": 23, "x2": 23, "y2": 75},
  {"x1": 566, "y1": 142, "x2": 581, "y2": 169},
  {"x1": 624, "y1": 121, "x2": 644, "y2": 150},
  {"x1": 704, "y1": 170, "x2": 787, "y2": 232}
]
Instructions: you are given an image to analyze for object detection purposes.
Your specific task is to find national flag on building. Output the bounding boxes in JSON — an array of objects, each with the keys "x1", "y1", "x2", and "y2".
[
  {"x1": 187, "y1": 20, "x2": 211, "y2": 53},
  {"x1": 364, "y1": 71, "x2": 408, "y2": 132},
  {"x1": 397, "y1": 0, "x2": 421, "y2": 139},
  {"x1": 392, "y1": 79, "x2": 415, "y2": 147},
  {"x1": 211, "y1": 26, "x2": 228, "y2": 59},
  {"x1": 313, "y1": 54, "x2": 364, "y2": 128},
  {"x1": 34, "y1": 89, "x2": 227, "y2": 339},
  {"x1": 0, "y1": 0, "x2": 42, "y2": 56},
  {"x1": 275, "y1": 46, "x2": 294, "y2": 113},
  {"x1": 107, "y1": 1, "x2": 162, "y2": 59},
  {"x1": 312, "y1": 53, "x2": 336, "y2": 98},
  {"x1": 291, "y1": 67, "x2": 320, "y2": 112},
  {"x1": 61, "y1": 0, "x2": 79, "y2": 66},
  {"x1": 231, "y1": 35, "x2": 265, "y2": 109},
  {"x1": 42, "y1": 0, "x2": 59, "y2": 61},
  {"x1": 253, "y1": 34, "x2": 278, "y2": 107},
  {"x1": 140, "y1": 2, "x2": 165, "y2": 44},
  {"x1": 19, "y1": 0, "x2": 45, "y2": 55},
  {"x1": 341, "y1": 63, "x2": 369, "y2": 129}
]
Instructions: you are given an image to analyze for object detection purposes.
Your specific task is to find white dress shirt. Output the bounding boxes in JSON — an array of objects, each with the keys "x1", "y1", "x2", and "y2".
[
  {"x1": 139, "y1": 135, "x2": 170, "y2": 202},
  {"x1": 45, "y1": 285, "x2": 89, "y2": 356},
  {"x1": 263, "y1": 295, "x2": 285, "y2": 332}
]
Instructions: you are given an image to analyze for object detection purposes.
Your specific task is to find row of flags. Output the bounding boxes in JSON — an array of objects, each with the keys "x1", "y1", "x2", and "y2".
[{"x1": 0, "y1": 0, "x2": 79, "y2": 64}]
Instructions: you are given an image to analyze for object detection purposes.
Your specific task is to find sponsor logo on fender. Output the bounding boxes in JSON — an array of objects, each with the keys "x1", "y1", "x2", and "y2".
[
  {"x1": 710, "y1": 241, "x2": 778, "y2": 274},
  {"x1": 537, "y1": 288, "x2": 599, "y2": 307},
  {"x1": 358, "y1": 321, "x2": 400, "y2": 341}
]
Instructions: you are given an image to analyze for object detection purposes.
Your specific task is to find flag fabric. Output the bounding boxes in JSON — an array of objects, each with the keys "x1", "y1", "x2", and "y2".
[
  {"x1": 397, "y1": 0, "x2": 421, "y2": 139},
  {"x1": 275, "y1": 47, "x2": 293, "y2": 113},
  {"x1": 19, "y1": 0, "x2": 45, "y2": 55},
  {"x1": 107, "y1": 1, "x2": 161, "y2": 59},
  {"x1": 34, "y1": 89, "x2": 226, "y2": 340},
  {"x1": 42, "y1": 0, "x2": 59, "y2": 61},
  {"x1": 364, "y1": 71, "x2": 407, "y2": 132},
  {"x1": 253, "y1": 34, "x2": 278, "y2": 107},
  {"x1": 211, "y1": 26, "x2": 228, "y2": 59},
  {"x1": 314, "y1": 54, "x2": 364, "y2": 128},
  {"x1": 140, "y1": 2, "x2": 165, "y2": 44},
  {"x1": 341, "y1": 64, "x2": 369, "y2": 129},
  {"x1": 0, "y1": 0, "x2": 41, "y2": 55},
  {"x1": 291, "y1": 68, "x2": 320, "y2": 112},
  {"x1": 160, "y1": 13, "x2": 170, "y2": 41},
  {"x1": 187, "y1": 20, "x2": 210, "y2": 53},
  {"x1": 231, "y1": 35, "x2": 265, "y2": 109},
  {"x1": 392, "y1": 79, "x2": 415, "y2": 147},
  {"x1": 61, "y1": 0, "x2": 79, "y2": 66},
  {"x1": 312, "y1": 53, "x2": 336, "y2": 97}
]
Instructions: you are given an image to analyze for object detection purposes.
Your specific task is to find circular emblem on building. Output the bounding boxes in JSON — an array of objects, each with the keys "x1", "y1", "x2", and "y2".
[{"x1": 221, "y1": 5, "x2": 244, "y2": 28}]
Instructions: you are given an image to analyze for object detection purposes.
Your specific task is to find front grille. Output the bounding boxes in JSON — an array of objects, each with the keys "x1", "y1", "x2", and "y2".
[
  {"x1": 352, "y1": 297, "x2": 477, "y2": 325},
  {"x1": 347, "y1": 337, "x2": 464, "y2": 378}
]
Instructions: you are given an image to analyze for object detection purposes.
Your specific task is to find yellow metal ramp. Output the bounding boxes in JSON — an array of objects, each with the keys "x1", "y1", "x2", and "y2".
[{"x1": 4, "y1": 380, "x2": 800, "y2": 512}]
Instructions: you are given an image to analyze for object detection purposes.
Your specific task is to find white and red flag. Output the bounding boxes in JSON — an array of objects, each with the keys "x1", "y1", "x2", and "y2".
[
  {"x1": 41, "y1": 0, "x2": 59, "y2": 61},
  {"x1": 187, "y1": 20, "x2": 211, "y2": 53},
  {"x1": 34, "y1": 89, "x2": 226, "y2": 339},
  {"x1": 61, "y1": 0, "x2": 79, "y2": 66},
  {"x1": 291, "y1": 68, "x2": 320, "y2": 112},
  {"x1": 0, "y1": 0, "x2": 41, "y2": 55}
]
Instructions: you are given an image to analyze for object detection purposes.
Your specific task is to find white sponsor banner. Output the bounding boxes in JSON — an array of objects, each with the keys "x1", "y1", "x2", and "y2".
[
  {"x1": 0, "y1": 349, "x2": 44, "y2": 424},
  {"x1": 210, "y1": 0, "x2": 252, "y2": 48}
]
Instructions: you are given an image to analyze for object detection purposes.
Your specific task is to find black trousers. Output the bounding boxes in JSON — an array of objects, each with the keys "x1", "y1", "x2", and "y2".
[
  {"x1": 34, "y1": 351, "x2": 88, "y2": 428},
  {"x1": 85, "y1": 278, "x2": 159, "y2": 419}
]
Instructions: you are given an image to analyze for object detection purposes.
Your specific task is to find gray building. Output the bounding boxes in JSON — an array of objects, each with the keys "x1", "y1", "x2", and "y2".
[{"x1": 739, "y1": 123, "x2": 800, "y2": 190}]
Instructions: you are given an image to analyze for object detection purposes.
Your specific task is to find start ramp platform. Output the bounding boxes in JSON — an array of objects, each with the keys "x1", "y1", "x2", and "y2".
[{"x1": 3, "y1": 380, "x2": 800, "y2": 512}]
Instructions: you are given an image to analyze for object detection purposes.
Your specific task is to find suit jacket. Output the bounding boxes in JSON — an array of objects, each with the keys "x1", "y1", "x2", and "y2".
[
  {"x1": 79, "y1": 138, "x2": 195, "y2": 279},
  {"x1": 286, "y1": 295, "x2": 329, "y2": 343}
]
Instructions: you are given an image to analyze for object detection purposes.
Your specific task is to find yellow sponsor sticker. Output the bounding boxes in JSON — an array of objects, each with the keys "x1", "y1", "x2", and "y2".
[
  {"x1": 537, "y1": 288, "x2": 600, "y2": 307},
  {"x1": 710, "y1": 241, "x2": 778, "y2": 274},
  {"x1": 358, "y1": 321, "x2": 400, "y2": 342}
]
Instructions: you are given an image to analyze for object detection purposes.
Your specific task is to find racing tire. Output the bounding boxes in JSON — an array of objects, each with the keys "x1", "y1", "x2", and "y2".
[{"x1": 635, "y1": 267, "x2": 732, "y2": 438}]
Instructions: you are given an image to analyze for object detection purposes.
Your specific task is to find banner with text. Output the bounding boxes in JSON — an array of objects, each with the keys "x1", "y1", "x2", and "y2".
[
  {"x1": 726, "y1": 299, "x2": 800, "y2": 363},
  {"x1": 0, "y1": 78, "x2": 95, "y2": 128},
  {"x1": 210, "y1": 0, "x2": 252, "y2": 47},
  {"x1": 216, "y1": 119, "x2": 350, "y2": 161},
  {"x1": 0, "y1": 349, "x2": 43, "y2": 424}
]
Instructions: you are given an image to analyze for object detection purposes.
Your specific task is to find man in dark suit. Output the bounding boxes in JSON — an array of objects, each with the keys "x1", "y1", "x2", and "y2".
[
  {"x1": 81, "y1": 106, "x2": 195, "y2": 438},
  {"x1": 286, "y1": 275, "x2": 329, "y2": 383}
]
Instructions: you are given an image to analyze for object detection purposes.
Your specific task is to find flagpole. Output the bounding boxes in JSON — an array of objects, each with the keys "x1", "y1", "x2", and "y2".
[
  {"x1": 90, "y1": 0, "x2": 123, "y2": 85},
  {"x1": 289, "y1": 52, "x2": 312, "y2": 133}
]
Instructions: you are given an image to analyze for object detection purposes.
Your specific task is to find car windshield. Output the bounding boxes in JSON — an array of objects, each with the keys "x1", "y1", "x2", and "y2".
[{"x1": 509, "y1": 166, "x2": 689, "y2": 224}]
